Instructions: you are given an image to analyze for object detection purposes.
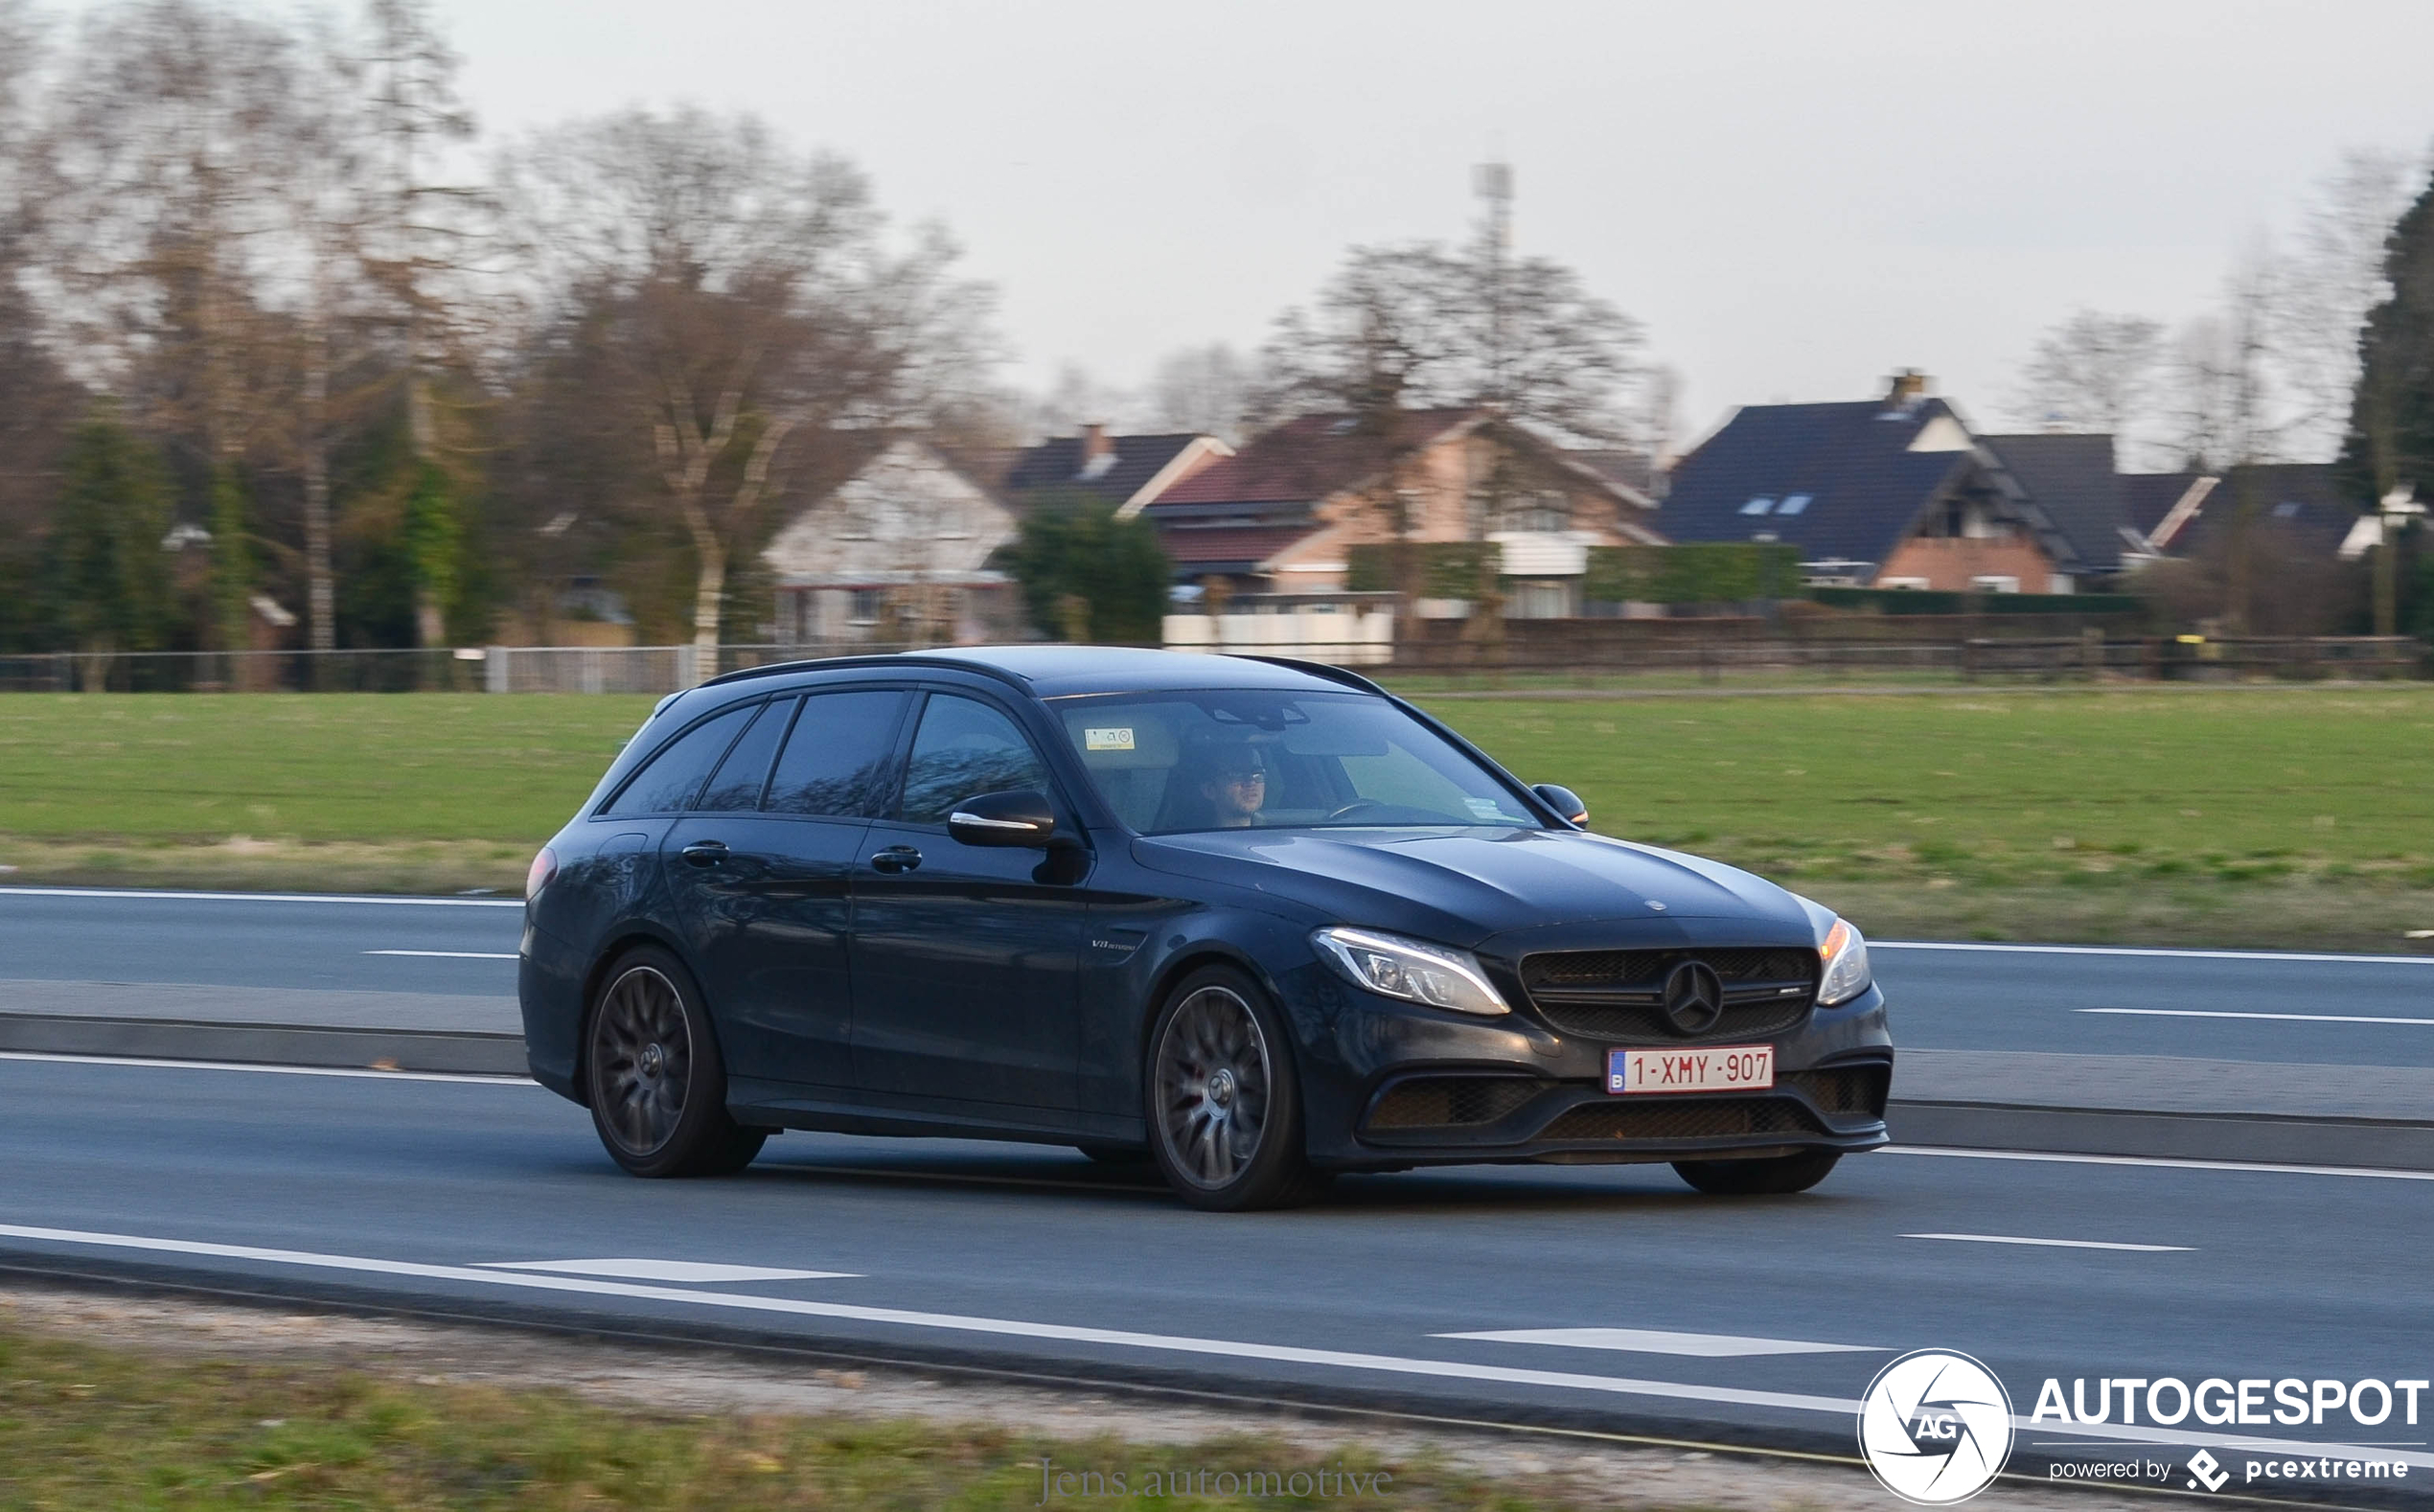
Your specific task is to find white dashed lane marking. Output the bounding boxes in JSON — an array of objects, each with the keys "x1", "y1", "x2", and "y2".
[
  {"x1": 1904, "y1": 1232, "x2": 2193, "y2": 1252},
  {"x1": 1433, "y1": 1327, "x2": 1882, "y2": 1357},
  {"x1": 2077, "y1": 1007, "x2": 2434, "y2": 1026},
  {"x1": 478, "y1": 1259, "x2": 853, "y2": 1283}
]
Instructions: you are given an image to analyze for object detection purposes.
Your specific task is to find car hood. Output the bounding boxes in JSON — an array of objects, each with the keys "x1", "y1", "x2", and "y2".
[{"x1": 1131, "y1": 825, "x2": 1811, "y2": 948}]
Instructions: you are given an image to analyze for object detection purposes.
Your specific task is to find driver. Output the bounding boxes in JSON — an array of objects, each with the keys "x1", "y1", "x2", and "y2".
[{"x1": 1198, "y1": 745, "x2": 1270, "y2": 829}]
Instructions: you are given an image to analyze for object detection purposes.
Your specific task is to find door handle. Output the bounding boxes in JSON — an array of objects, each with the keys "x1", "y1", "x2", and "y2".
[
  {"x1": 679, "y1": 840, "x2": 730, "y2": 868},
  {"x1": 870, "y1": 845, "x2": 922, "y2": 874}
]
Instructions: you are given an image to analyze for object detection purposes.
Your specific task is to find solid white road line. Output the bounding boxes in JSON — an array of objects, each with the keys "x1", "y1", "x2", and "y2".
[
  {"x1": 1904, "y1": 1232, "x2": 2193, "y2": 1252},
  {"x1": 1882, "y1": 1144, "x2": 2434, "y2": 1181},
  {"x1": 365, "y1": 950, "x2": 519, "y2": 960},
  {"x1": 2078, "y1": 1007, "x2": 2434, "y2": 1026},
  {"x1": 1433, "y1": 1327, "x2": 1881, "y2": 1357},
  {"x1": 477, "y1": 1259, "x2": 854, "y2": 1283},
  {"x1": 0, "y1": 1220, "x2": 2425, "y2": 1471},
  {"x1": 1875, "y1": 940, "x2": 2434, "y2": 966},
  {"x1": 0, "y1": 1050, "x2": 532, "y2": 1085},
  {"x1": 0, "y1": 885, "x2": 522, "y2": 908}
]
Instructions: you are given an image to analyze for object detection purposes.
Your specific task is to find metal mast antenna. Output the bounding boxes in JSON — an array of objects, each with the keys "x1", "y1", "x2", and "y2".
[{"x1": 1474, "y1": 161, "x2": 1512, "y2": 408}]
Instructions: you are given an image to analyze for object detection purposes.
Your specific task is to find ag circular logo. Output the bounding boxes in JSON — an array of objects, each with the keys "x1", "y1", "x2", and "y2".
[
  {"x1": 1857, "y1": 1349, "x2": 2015, "y2": 1504},
  {"x1": 1661, "y1": 959, "x2": 1725, "y2": 1034}
]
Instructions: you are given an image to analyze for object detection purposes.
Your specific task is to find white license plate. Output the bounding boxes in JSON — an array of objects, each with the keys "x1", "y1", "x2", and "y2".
[{"x1": 1608, "y1": 1044, "x2": 1775, "y2": 1094}]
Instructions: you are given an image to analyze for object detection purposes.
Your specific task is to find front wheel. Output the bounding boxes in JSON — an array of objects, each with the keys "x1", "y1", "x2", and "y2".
[
  {"x1": 584, "y1": 946, "x2": 767, "y2": 1179},
  {"x1": 1144, "y1": 967, "x2": 1325, "y2": 1211},
  {"x1": 1672, "y1": 1149, "x2": 1841, "y2": 1196}
]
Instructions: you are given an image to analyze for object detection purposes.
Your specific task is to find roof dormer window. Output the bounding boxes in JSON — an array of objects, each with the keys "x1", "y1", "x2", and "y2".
[
  {"x1": 1739, "y1": 496, "x2": 1775, "y2": 515},
  {"x1": 1777, "y1": 493, "x2": 1812, "y2": 515}
]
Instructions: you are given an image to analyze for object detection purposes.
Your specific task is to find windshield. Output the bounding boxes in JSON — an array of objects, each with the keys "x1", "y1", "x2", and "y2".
[{"x1": 1052, "y1": 690, "x2": 1540, "y2": 835}]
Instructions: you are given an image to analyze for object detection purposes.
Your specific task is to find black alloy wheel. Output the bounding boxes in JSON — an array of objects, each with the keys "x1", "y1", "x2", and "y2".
[
  {"x1": 1145, "y1": 966, "x2": 1324, "y2": 1210},
  {"x1": 1671, "y1": 1148, "x2": 1842, "y2": 1196},
  {"x1": 584, "y1": 946, "x2": 767, "y2": 1178}
]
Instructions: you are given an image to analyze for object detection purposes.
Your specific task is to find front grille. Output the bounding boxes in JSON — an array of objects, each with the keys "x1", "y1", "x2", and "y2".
[
  {"x1": 1366, "y1": 1076, "x2": 1545, "y2": 1131},
  {"x1": 1783, "y1": 1064, "x2": 1891, "y2": 1119},
  {"x1": 1537, "y1": 1097, "x2": 1823, "y2": 1143},
  {"x1": 1519, "y1": 947, "x2": 1817, "y2": 1043}
]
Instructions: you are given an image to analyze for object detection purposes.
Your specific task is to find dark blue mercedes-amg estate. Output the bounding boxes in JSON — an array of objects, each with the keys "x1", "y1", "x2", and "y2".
[{"x1": 517, "y1": 647, "x2": 1892, "y2": 1209}]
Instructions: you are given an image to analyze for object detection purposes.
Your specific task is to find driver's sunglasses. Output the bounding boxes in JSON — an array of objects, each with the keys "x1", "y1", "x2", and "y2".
[{"x1": 1220, "y1": 768, "x2": 1267, "y2": 785}]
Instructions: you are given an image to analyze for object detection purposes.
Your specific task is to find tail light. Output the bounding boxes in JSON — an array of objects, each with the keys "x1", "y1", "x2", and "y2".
[{"x1": 525, "y1": 846, "x2": 559, "y2": 900}]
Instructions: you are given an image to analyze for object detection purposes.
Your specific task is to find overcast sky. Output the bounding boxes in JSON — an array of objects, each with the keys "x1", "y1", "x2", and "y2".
[{"x1": 408, "y1": 0, "x2": 2434, "y2": 440}]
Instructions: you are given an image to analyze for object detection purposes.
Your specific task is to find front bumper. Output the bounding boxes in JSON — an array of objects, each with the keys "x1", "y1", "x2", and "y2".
[{"x1": 1282, "y1": 956, "x2": 1894, "y2": 1170}]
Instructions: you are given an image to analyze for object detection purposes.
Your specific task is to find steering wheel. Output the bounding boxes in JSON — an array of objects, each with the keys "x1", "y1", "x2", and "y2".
[{"x1": 1325, "y1": 799, "x2": 1391, "y2": 822}]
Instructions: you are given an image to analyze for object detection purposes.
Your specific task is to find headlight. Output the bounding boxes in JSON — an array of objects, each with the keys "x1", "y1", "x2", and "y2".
[
  {"x1": 1312, "y1": 927, "x2": 1510, "y2": 1017},
  {"x1": 1817, "y1": 916, "x2": 1872, "y2": 1006}
]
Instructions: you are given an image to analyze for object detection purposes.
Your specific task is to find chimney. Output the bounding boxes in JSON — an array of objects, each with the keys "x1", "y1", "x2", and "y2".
[
  {"x1": 1077, "y1": 422, "x2": 1113, "y2": 471},
  {"x1": 1886, "y1": 370, "x2": 1929, "y2": 405}
]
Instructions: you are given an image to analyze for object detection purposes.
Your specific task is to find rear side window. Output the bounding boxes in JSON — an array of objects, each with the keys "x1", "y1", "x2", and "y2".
[
  {"x1": 898, "y1": 694, "x2": 1050, "y2": 826},
  {"x1": 765, "y1": 690, "x2": 907, "y2": 818},
  {"x1": 601, "y1": 704, "x2": 754, "y2": 815},
  {"x1": 695, "y1": 698, "x2": 793, "y2": 812}
]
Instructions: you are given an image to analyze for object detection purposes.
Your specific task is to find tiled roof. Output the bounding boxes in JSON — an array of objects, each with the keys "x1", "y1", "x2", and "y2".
[
  {"x1": 2175, "y1": 464, "x2": 2359, "y2": 560},
  {"x1": 1000, "y1": 432, "x2": 1206, "y2": 508},
  {"x1": 1149, "y1": 409, "x2": 1481, "y2": 511},
  {"x1": 1982, "y1": 433, "x2": 2134, "y2": 572},
  {"x1": 1569, "y1": 448, "x2": 1657, "y2": 496},
  {"x1": 2122, "y1": 472, "x2": 2203, "y2": 539},
  {"x1": 1160, "y1": 523, "x2": 1320, "y2": 568},
  {"x1": 1658, "y1": 399, "x2": 1983, "y2": 568}
]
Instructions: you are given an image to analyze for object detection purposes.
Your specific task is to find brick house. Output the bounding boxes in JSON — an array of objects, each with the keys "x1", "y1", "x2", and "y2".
[
  {"x1": 1136, "y1": 408, "x2": 1661, "y2": 615},
  {"x1": 1660, "y1": 374, "x2": 2104, "y2": 592}
]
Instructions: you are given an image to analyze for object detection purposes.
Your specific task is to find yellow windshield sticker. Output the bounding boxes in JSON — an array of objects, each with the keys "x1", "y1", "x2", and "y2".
[{"x1": 1084, "y1": 727, "x2": 1136, "y2": 751}]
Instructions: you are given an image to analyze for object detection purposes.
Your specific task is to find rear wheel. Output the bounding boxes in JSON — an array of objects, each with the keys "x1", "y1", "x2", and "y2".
[
  {"x1": 584, "y1": 946, "x2": 767, "y2": 1178},
  {"x1": 1144, "y1": 967, "x2": 1326, "y2": 1211},
  {"x1": 1672, "y1": 1149, "x2": 1841, "y2": 1196}
]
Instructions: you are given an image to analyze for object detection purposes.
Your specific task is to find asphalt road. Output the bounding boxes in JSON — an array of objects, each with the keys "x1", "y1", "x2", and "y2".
[
  {"x1": 2, "y1": 884, "x2": 2430, "y2": 1065},
  {"x1": 6, "y1": 885, "x2": 2434, "y2": 1478},
  {"x1": 2, "y1": 1053, "x2": 2431, "y2": 1482}
]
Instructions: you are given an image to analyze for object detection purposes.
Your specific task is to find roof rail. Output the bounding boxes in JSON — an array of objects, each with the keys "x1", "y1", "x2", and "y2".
[
  {"x1": 697, "y1": 652, "x2": 1032, "y2": 692},
  {"x1": 1228, "y1": 653, "x2": 1389, "y2": 697}
]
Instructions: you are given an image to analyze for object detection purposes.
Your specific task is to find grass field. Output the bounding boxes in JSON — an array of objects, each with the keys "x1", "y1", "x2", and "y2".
[
  {"x1": 0, "y1": 1321, "x2": 1543, "y2": 1511},
  {"x1": 0, "y1": 688, "x2": 2427, "y2": 946}
]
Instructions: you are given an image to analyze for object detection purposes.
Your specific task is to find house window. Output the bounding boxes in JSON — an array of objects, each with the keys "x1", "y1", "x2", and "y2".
[
  {"x1": 1969, "y1": 575, "x2": 2020, "y2": 594},
  {"x1": 848, "y1": 588, "x2": 886, "y2": 625},
  {"x1": 1777, "y1": 493, "x2": 1812, "y2": 515},
  {"x1": 1878, "y1": 577, "x2": 1931, "y2": 590},
  {"x1": 2272, "y1": 500, "x2": 2302, "y2": 519},
  {"x1": 1739, "y1": 496, "x2": 1775, "y2": 515},
  {"x1": 1507, "y1": 491, "x2": 1571, "y2": 532},
  {"x1": 1504, "y1": 580, "x2": 1576, "y2": 619}
]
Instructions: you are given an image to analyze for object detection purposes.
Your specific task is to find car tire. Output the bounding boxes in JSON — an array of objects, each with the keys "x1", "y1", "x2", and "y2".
[
  {"x1": 1671, "y1": 1148, "x2": 1841, "y2": 1196},
  {"x1": 1143, "y1": 965, "x2": 1325, "y2": 1211},
  {"x1": 584, "y1": 946, "x2": 768, "y2": 1179}
]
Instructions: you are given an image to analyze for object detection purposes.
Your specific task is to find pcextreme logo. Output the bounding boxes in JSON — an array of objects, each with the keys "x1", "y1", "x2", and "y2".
[{"x1": 1857, "y1": 1350, "x2": 2016, "y2": 1505}]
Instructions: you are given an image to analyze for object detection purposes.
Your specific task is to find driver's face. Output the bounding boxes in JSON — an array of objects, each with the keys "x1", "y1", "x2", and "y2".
[{"x1": 1204, "y1": 767, "x2": 1267, "y2": 824}]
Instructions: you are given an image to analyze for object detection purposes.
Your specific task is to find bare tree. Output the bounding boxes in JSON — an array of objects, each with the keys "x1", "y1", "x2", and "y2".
[
  {"x1": 1146, "y1": 343, "x2": 1251, "y2": 441},
  {"x1": 2273, "y1": 148, "x2": 2421, "y2": 461},
  {"x1": 1023, "y1": 361, "x2": 1135, "y2": 442},
  {"x1": 2005, "y1": 309, "x2": 2165, "y2": 442},
  {"x1": 1260, "y1": 240, "x2": 1642, "y2": 446},
  {"x1": 33, "y1": 0, "x2": 310, "y2": 652},
  {"x1": 0, "y1": 0, "x2": 83, "y2": 631},
  {"x1": 505, "y1": 106, "x2": 990, "y2": 668},
  {"x1": 353, "y1": 0, "x2": 492, "y2": 650}
]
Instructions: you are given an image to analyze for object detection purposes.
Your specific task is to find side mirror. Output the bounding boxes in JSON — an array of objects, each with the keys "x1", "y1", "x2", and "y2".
[
  {"x1": 1532, "y1": 784, "x2": 1589, "y2": 826},
  {"x1": 948, "y1": 789, "x2": 1058, "y2": 848}
]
